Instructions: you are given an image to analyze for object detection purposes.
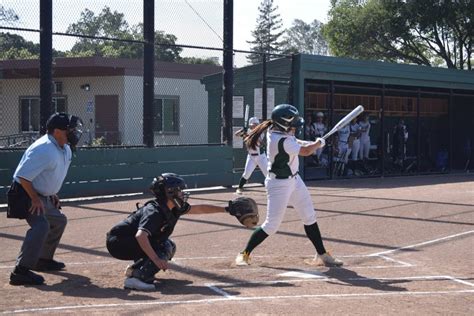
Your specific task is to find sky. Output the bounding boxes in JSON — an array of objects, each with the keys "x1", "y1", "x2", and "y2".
[{"x1": 1, "y1": 0, "x2": 332, "y2": 66}]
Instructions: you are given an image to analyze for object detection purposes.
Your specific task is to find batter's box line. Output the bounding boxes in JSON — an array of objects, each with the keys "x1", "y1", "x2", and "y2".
[
  {"x1": 204, "y1": 275, "x2": 474, "y2": 299},
  {"x1": 0, "y1": 254, "x2": 413, "y2": 270}
]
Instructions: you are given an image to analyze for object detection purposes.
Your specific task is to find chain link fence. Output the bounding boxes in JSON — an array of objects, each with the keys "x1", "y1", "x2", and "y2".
[{"x1": 1, "y1": 0, "x2": 293, "y2": 149}]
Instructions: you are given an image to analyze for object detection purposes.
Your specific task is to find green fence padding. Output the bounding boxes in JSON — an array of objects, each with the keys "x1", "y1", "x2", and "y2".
[{"x1": 0, "y1": 145, "x2": 234, "y2": 203}]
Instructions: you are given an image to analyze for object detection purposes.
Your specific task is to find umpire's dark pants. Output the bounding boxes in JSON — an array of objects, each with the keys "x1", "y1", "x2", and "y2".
[{"x1": 16, "y1": 196, "x2": 67, "y2": 269}]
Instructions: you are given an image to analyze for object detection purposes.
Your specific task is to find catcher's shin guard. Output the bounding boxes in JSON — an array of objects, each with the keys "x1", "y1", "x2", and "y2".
[
  {"x1": 126, "y1": 258, "x2": 159, "y2": 283},
  {"x1": 125, "y1": 239, "x2": 176, "y2": 283}
]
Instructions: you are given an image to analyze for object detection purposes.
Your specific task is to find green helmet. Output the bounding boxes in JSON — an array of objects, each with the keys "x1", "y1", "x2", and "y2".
[{"x1": 271, "y1": 104, "x2": 301, "y2": 132}]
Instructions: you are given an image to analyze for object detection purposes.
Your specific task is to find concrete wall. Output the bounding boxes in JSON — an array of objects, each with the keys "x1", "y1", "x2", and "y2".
[
  {"x1": 123, "y1": 76, "x2": 209, "y2": 146},
  {"x1": 1, "y1": 75, "x2": 209, "y2": 146}
]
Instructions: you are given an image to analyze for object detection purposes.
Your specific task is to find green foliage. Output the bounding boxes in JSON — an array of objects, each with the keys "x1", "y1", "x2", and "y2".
[
  {"x1": 0, "y1": 5, "x2": 18, "y2": 23},
  {"x1": 91, "y1": 137, "x2": 106, "y2": 146},
  {"x1": 65, "y1": 6, "x2": 182, "y2": 62},
  {"x1": 247, "y1": 0, "x2": 284, "y2": 64},
  {"x1": 281, "y1": 19, "x2": 329, "y2": 56},
  {"x1": 323, "y1": 0, "x2": 473, "y2": 69},
  {"x1": 178, "y1": 56, "x2": 220, "y2": 65}
]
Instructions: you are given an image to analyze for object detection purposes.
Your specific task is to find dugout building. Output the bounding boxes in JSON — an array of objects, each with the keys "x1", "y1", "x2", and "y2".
[{"x1": 202, "y1": 54, "x2": 474, "y2": 181}]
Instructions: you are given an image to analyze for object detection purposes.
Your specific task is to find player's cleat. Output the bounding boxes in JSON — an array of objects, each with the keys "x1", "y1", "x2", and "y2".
[
  {"x1": 124, "y1": 277, "x2": 156, "y2": 291},
  {"x1": 235, "y1": 251, "x2": 251, "y2": 266},
  {"x1": 305, "y1": 252, "x2": 343, "y2": 267},
  {"x1": 125, "y1": 265, "x2": 133, "y2": 277},
  {"x1": 235, "y1": 188, "x2": 243, "y2": 195},
  {"x1": 317, "y1": 252, "x2": 343, "y2": 267}
]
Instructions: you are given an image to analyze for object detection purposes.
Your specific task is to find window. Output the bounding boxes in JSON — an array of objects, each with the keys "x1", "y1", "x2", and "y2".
[
  {"x1": 20, "y1": 97, "x2": 67, "y2": 132},
  {"x1": 152, "y1": 96, "x2": 179, "y2": 133}
]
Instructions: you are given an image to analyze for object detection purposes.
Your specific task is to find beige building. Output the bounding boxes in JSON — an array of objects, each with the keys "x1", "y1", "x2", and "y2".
[{"x1": 0, "y1": 57, "x2": 221, "y2": 147}]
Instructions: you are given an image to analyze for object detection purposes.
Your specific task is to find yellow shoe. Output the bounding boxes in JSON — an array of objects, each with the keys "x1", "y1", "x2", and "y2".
[
  {"x1": 305, "y1": 252, "x2": 343, "y2": 267},
  {"x1": 236, "y1": 188, "x2": 243, "y2": 195},
  {"x1": 318, "y1": 252, "x2": 343, "y2": 267},
  {"x1": 235, "y1": 251, "x2": 251, "y2": 266}
]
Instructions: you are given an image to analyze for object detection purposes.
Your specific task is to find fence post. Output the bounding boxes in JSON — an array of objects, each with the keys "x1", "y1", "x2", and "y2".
[
  {"x1": 262, "y1": 53, "x2": 267, "y2": 120},
  {"x1": 143, "y1": 0, "x2": 155, "y2": 147},
  {"x1": 40, "y1": 0, "x2": 53, "y2": 134},
  {"x1": 223, "y1": 0, "x2": 234, "y2": 146}
]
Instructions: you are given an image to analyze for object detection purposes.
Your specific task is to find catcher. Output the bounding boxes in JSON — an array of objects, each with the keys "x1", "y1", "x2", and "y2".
[{"x1": 106, "y1": 173, "x2": 258, "y2": 291}]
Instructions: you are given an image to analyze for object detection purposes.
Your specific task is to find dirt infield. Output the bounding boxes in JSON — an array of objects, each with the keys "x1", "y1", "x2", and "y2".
[{"x1": 1, "y1": 174, "x2": 473, "y2": 315}]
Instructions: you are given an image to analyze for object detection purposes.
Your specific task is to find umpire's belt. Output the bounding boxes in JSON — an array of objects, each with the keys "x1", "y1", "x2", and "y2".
[
  {"x1": 250, "y1": 153, "x2": 260, "y2": 156},
  {"x1": 269, "y1": 172, "x2": 299, "y2": 180}
]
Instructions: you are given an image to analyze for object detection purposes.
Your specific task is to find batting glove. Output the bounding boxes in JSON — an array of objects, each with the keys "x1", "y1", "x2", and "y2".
[{"x1": 316, "y1": 137, "x2": 326, "y2": 148}]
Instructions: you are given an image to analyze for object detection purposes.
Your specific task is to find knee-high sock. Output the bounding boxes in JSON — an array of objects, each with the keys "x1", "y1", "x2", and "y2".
[
  {"x1": 304, "y1": 222, "x2": 327, "y2": 255},
  {"x1": 238, "y1": 177, "x2": 247, "y2": 189},
  {"x1": 243, "y1": 227, "x2": 268, "y2": 254}
]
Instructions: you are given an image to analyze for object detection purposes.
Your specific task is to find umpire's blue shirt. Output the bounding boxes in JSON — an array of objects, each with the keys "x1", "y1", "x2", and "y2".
[{"x1": 13, "y1": 134, "x2": 72, "y2": 196}]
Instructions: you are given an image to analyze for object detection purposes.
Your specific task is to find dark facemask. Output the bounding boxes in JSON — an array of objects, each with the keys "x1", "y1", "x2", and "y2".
[{"x1": 67, "y1": 117, "x2": 83, "y2": 151}]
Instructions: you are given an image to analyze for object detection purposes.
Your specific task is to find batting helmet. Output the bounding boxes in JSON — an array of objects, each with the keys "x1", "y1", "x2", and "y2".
[
  {"x1": 150, "y1": 173, "x2": 189, "y2": 208},
  {"x1": 271, "y1": 104, "x2": 302, "y2": 132},
  {"x1": 248, "y1": 117, "x2": 260, "y2": 126}
]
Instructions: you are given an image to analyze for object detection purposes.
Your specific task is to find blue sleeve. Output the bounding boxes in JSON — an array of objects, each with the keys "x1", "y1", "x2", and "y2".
[{"x1": 15, "y1": 146, "x2": 54, "y2": 182}]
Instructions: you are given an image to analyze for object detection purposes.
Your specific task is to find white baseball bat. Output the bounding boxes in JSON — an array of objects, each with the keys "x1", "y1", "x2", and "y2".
[
  {"x1": 322, "y1": 105, "x2": 364, "y2": 140},
  {"x1": 244, "y1": 104, "x2": 250, "y2": 128}
]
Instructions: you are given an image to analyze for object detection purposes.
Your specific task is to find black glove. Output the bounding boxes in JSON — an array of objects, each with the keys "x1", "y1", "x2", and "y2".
[{"x1": 225, "y1": 196, "x2": 259, "y2": 228}]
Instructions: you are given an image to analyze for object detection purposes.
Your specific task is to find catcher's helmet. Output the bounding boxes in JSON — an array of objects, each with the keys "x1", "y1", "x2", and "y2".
[
  {"x1": 271, "y1": 104, "x2": 303, "y2": 133},
  {"x1": 150, "y1": 173, "x2": 189, "y2": 208}
]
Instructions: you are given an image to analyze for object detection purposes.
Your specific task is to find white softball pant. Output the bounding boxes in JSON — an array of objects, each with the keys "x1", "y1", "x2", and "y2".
[
  {"x1": 242, "y1": 153, "x2": 268, "y2": 179},
  {"x1": 336, "y1": 142, "x2": 351, "y2": 163},
  {"x1": 261, "y1": 175, "x2": 317, "y2": 235},
  {"x1": 351, "y1": 139, "x2": 361, "y2": 160},
  {"x1": 359, "y1": 136, "x2": 370, "y2": 159}
]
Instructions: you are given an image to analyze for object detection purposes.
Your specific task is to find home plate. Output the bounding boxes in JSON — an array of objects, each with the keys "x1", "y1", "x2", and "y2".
[{"x1": 277, "y1": 271, "x2": 326, "y2": 279}]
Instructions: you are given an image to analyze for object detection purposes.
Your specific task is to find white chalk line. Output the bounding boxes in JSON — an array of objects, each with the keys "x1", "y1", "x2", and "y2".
[
  {"x1": 205, "y1": 284, "x2": 235, "y2": 298},
  {"x1": 370, "y1": 230, "x2": 474, "y2": 256},
  {"x1": 377, "y1": 255, "x2": 413, "y2": 267},
  {"x1": 206, "y1": 275, "x2": 471, "y2": 287},
  {"x1": 0, "y1": 253, "x2": 411, "y2": 270},
  {"x1": 0, "y1": 254, "x2": 413, "y2": 271},
  {"x1": 3, "y1": 289, "x2": 474, "y2": 314}
]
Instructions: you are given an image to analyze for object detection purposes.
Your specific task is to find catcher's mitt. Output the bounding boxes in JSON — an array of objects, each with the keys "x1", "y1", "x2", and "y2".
[{"x1": 226, "y1": 196, "x2": 259, "y2": 228}]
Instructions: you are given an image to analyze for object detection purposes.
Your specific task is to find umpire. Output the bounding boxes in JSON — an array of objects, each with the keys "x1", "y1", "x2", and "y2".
[{"x1": 8, "y1": 112, "x2": 83, "y2": 286}]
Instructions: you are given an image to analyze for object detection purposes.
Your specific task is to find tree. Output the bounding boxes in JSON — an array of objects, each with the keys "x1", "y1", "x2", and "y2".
[
  {"x1": 66, "y1": 6, "x2": 182, "y2": 61},
  {"x1": 323, "y1": 0, "x2": 473, "y2": 69},
  {"x1": 247, "y1": 0, "x2": 284, "y2": 64},
  {"x1": 281, "y1": 19, "x2": 329, "y2": 56},
  {"x1": 0, "y1": 5, "x2": 18, "y2": 23}
]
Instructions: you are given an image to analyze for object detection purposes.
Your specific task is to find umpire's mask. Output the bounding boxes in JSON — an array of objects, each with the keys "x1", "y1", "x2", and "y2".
[{"x1": 67, "y1": 115, "x2": 84, "y2": 151}]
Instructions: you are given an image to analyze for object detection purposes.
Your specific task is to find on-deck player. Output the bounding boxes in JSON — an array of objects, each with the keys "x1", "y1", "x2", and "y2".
[
  {"x1": 235, "y1": 104, "x2": 343, "y2": 267},
  {"x1": 235, "y1": 117, "x2": 268, "y2": 194},
  {"x1": 358, "y1": 113, "x2": 371, "y2": 160},
  {"x1": 313, "y1": 112, "x2": 327, "y2": 163}
]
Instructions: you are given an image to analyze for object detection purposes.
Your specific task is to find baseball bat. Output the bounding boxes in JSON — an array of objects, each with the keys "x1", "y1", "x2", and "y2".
[
  {"x1": 322, "y1": 105, "x2": 364, "y2": 140},
  {"x1": 244, "y1": 104, "x2": 250, "y2": 128}
]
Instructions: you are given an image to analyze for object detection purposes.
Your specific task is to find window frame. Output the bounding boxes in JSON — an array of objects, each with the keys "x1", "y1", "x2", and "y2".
[
  {"x1": 152, "y1": 95, "x2": 180, "y2": 135},
  {"x1": 18, "y1": 96, "x2": 68, "y2": 132}
]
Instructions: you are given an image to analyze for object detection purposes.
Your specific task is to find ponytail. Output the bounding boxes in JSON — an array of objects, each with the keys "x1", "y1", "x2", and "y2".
[{"x1": 245, "y1": 120, "x2": 272, "y2": 150}]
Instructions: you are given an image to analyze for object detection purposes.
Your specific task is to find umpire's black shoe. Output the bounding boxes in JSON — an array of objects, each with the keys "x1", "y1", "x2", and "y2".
[
  {"x1": 10, "y1": 266, "x2": 45, "y2": 285},
  {"x1": 34, "y1": 258, "x2": 66, "y2": 271}
]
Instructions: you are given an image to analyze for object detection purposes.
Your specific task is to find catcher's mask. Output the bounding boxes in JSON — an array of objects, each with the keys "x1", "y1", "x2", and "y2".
[{"x1": 150, "y1": 173, "x2": 189, "y2": 209}]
